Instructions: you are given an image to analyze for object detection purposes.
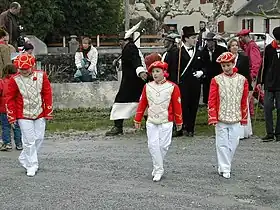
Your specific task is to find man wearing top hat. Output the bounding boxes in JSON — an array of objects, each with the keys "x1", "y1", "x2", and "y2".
[
  {"x1": 201, "y1": 32, "x2": 227, "y2": 105},
  {"x1": 105, "y1": 24, "x2": 148, "y2": 136},
  {"x1": 174, "y1": 26, "x2": 205, "y2": 137}
]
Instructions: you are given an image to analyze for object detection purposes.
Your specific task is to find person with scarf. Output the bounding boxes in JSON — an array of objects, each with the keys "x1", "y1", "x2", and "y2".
[
  {"x1": 261, "y1": 26, "x2": 280, "y2": 142},
  {"x1": 134, "y1": 61, "x2": 182, "y2": 182},
  {"x1": 74, "y1": 37, "x2": 98, "y2": 82},
  {"x1": 237, "y1": 29, "x2": 264, "y2": 117},
  {"x1": 0, "y1": 28, "x2": 11, "y2": 78},
  {"x1": 208, "y1": 52, "x2": 249, "y2": 179}
]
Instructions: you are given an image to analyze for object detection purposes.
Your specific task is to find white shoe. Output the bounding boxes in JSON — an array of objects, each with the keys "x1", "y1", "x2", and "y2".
[
  {"x1": 152, "y1": 169, "x2": 155, "y2": 177},
  {"x1": 222, "y1": 172, "x2": 230, "y2": 179},
  {"x1": 26, "y1": 169, "x2": 36, "y2": 177},
  {"x1": 153, "y1": 174, "x2": 162, "y2": 182}
]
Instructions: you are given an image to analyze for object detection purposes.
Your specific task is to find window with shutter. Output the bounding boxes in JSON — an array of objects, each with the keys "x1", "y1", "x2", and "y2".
[
  {"x1": 264, "y1": 19, "x2": 270, "y2": 33},
  {"x1": 248, "y1": 19, "x2": 254, "y2": 32},
  {"x1": 218, "y1": 21, "x2": 224, "y2": 33},
  {"x1": 200, "y1": 0, "x2": 206, "y2": 4},
  {"x1": 242, "y1": 19, "x2": 245, "y2": 29},
  {"x1": 150, "y1": 0, "x2": 155, "y2": 4}
]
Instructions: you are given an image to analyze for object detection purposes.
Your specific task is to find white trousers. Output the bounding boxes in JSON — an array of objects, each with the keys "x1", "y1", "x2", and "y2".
[
  {"x1": 240, "y1": 100, "x2": 253, "y2": 139},
  {"x1": 18, "y1": 118, "x2": 46, "y2": 171},
  {"x1": 215, "y1": 122, "x2": 241, "y2": 173},
  {"x1": 146, "y1": 122, "x2": 173, "y2": 176}
]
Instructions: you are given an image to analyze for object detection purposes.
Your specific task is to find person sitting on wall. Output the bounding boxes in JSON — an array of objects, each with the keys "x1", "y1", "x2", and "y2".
[{"x1": 74, "y1": 37, "x2": 98, "y2": 82}]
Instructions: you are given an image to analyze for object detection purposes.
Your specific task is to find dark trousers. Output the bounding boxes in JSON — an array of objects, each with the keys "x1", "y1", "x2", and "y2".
[
  {"x1": 264, "y1": 90, "x2": 280, "y2": 136},
  {"x1": 0, "y1": 113, "x2": 22, "y2": 145},
  {"x1": 114, "y1": 119, "x2": 124, "y2": 129},
  {"x1": 202, "y1": 78, "x2": 211, "y2": 104},
  {"x1": 179, "y1": 77, "x2": 201, "y2": 133}
]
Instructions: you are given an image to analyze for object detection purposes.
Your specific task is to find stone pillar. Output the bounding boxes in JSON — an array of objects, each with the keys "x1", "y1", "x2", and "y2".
[{"x1": 69, "y1": 35, "x2": 79, "y2": 53}]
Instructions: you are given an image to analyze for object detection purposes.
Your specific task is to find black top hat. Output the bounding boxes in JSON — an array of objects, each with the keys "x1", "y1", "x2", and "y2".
[
  {"x1": 182, "y1": 26, "x2": 198, "y2": 37},
  {"x1": 273, "y1": 26, "x2": 280, "y2": 40}
]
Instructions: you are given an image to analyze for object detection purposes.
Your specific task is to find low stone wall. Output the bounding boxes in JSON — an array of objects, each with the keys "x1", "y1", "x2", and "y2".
[{"x1": 52, "y1": 81, "x2": 120, "y2": 109}]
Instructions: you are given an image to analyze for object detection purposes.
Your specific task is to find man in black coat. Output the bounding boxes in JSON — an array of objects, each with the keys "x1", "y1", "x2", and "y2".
[
  {"x1": 164, "y1": 26, "x2": 205, "y2": 137},
  {"x1": 105, "y1": 31, "x2": 148, "y2": 136},
  {"x1": 201, "y1": 32, "x2": 227, "y2": 105},
  {"x1": 261, "y1": 26, "x2": 280, "y2": 142}
]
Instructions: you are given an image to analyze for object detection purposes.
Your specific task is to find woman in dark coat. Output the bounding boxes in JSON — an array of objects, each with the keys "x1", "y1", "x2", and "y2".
[{"x1": 228, "y1": 38, "x2": 253, "y2": 139}]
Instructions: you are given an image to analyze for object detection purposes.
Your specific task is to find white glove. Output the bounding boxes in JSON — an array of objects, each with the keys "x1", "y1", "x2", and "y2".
[{"x1": 193, "y1": 71, "x2": 203, "y2": 78}]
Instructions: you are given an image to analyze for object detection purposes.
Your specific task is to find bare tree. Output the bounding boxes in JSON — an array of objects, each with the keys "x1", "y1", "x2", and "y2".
[
  {"x1": 132, "y1": 0, "x2": 235, "y2": 33},
  {"x1": 132, "y1": 0, "x2": 198, "y2": 30},
  {"x1": 246, "y1": 0, "x2": 280, "y2": 19}
]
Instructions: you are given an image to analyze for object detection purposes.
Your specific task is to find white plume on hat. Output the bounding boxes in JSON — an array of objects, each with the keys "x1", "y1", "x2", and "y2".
[{"x1": 124, "y1": 21, "x2": 142, "y2": 39}]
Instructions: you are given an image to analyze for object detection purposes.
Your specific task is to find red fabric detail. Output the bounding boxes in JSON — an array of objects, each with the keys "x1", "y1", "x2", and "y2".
[
  {"x1": 208, "y1": 78, "x2": 219, "y2": 125},
  {"x1": 271, "y1": 40, "x2": 280, "y2": 49},
  {"x1": 216, "y1": 52, "x2": 236, "y2": 63},
  {"x1": 14, "y1": 54, "x2": 36, "y2": 70},
  {"x1": 237, "y1": 29, "x2": 250, "y2": 37},
  {"x1": 6, "y1": 71, "x2": 53, "y2": 124},
  {"x1": 134, "y1": 85, "x2": 148, "y2": 123},
  {"x1": 240, "y1": 79, "x2": 249, "y2": 125},
  {"x1": 245, "y1": 41, "x2": 262, "y2": 79},
  {"x1": 0, "y1": 76, "x2": 13, "y2": 113},
  {"x1": 233, "y1": 67, "x2": 238, "y2": 73},
  {"x1": 0, "y1": 41, "x2": 6, "y2": 45}
]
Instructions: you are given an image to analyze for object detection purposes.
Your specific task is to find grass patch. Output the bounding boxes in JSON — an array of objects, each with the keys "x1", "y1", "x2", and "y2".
[{"x1": 47, "y1": 107, "x2": 267, "y2": 137}]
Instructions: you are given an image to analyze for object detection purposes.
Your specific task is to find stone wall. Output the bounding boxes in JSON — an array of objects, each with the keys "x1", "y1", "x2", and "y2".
[
  {"x1": 52, "y1": 81, "x2": 120, "y2": 109},
  {"x1": 37, "y1": 47, "x2": 165, "y2": 83}
]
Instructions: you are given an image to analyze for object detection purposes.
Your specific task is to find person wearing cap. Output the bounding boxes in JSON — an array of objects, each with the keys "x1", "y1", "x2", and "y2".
[
  {"x1": 176, "y1": 26, "x2": 205, "y2": 137},
  {"x1": 162, "y1": 33, "x2": 181, "y2": 84},
  {"x1": 0, "y1": 28, "x2": 11, "y2": 78},
  {"x1": 22, "y1": 42, "x2": 34, "y2": 55},
  {"x1": 134, "y1": 61, "x2": 182, "y2": 182},
  {"x1": 6, "y1": 53, "x2": 53, "y2": 177},
  {"x1": 106, "y1": 25, "x2": 148, "y2": 136},
  {"x1": 237, "y1": 29, "x2": 264, "y2": 117},
  {"x1": 197, "y1": 21, "x2": 210, "y2": 50},
  {"x1": 261, "y1": 26, "x2": 280, "y2": 142},
  {"x1": 208, "y1": 52, "x2": 249, "y2": 179},
  {"x1": 201, "y1": 32, "x2": 227, "y2": 105}
]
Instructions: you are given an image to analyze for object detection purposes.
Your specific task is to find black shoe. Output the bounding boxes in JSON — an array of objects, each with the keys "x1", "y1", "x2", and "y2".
[
  {"x1": 16, "y1": 145, "x2": 23, "y2": 150},
  {"x1": 262, "y1": 134, "x2": 274, "y2": 142},
  {"x1": 172, "y1": 130, "x2": 183, "y2": 137},
  {"x1": 105, "y1": 127, "x2": 123, "y2": 136},
  {"x1": 186, "y1": 132, "x2": 194, "y2": 137}
]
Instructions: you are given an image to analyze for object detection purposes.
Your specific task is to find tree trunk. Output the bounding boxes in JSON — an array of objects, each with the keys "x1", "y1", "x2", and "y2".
[{"x1": 207, "y1": 17, "x2": 218, "y2": 33}]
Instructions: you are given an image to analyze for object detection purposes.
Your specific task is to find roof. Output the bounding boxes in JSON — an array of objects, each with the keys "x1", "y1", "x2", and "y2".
[{"x1": 235, "y1": 0, "x2": 280, "y2": 16}]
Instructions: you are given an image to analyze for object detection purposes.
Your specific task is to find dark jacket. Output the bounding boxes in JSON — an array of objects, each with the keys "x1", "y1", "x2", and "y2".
[
  {"x1": 235, "y1": 53, "x2": 253, "y2": 91},
  {"x1": 163, "y1": 45, "x2": 179, "y2": 84},
  {"x1": 201, "y1": 44, "x2": 227, "y2": 81},
  {"x1": 262, "y1": 44, "x2": 280, "y2": 91},
  {"x1": 0, "y1": 10, "x2": 20, "y2": 47}
]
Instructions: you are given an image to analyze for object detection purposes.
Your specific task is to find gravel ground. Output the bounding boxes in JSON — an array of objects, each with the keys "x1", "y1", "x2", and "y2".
[{"x1": 0, "y1": 130, "x2": 279, "y2": 210}]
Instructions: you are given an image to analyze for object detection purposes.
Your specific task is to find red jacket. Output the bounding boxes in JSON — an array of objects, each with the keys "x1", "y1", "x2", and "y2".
[
  {"x1": 244, "y1": 40, "x2": 262, "y2": 79},
  {"x1": 134, "y1": 79, "x2": 183, "y2": 125},
  {"x1": 208, "y1": 72, "x2": 249, "y2": 125},
  {"x1": 6, "y1": 70, "x2": 53, "y2": 123},
  {"x1": 0, "y1": 75, "x2": 13, "y2": 113}
]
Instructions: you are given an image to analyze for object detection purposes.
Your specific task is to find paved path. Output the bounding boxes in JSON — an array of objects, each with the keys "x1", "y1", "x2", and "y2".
[{"x1": 0, "y1": 131, "x2": 279, "y2": 210}]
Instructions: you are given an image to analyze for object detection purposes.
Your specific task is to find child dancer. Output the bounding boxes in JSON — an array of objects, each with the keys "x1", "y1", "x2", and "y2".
[
  {"x1": 208, "y1": 52, "x2": 249, "y2": 179},
  {"x1": 0, "y1": 64, "x2": 22, "y2": 151},
  {"x1": 134, "y1": 61, "x2": 182, "y2": 182},
  {"x1": 6, "y1": 54, "x2": 53, "y2": 177}
]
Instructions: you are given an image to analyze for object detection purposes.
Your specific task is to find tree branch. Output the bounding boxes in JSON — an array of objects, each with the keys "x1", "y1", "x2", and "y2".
[{"x1": 246, "y1": 0, "x2": 280, "y2": 19}]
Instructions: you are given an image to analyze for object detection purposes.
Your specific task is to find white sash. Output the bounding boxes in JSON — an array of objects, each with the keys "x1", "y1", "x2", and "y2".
[{"x1": 180, "y1": 46, "x2": 196, "y2": 77}]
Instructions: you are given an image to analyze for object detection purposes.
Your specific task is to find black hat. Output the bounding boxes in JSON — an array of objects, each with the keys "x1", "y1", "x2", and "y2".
[
  {"x1": 182, "y1": 26, "x2": 198, "y2": 37},
  {"x1": 204, "y1": 32, "x2": 216, "y2": 40},
  {"x1": 273, "y1": 26, "x2": 280, "y2": 40}
]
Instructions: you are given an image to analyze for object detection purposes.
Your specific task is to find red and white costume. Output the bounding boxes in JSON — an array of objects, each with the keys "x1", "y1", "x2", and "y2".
[
  {"x1": 6, "y1": 54, "x2": 53, "y2": 177},
  {"x1": 135, "y1": 61, "x2": 182, "y2": 181},
  {"x1": 208, "y1": 52, "x2": 249, "y2": 178}
]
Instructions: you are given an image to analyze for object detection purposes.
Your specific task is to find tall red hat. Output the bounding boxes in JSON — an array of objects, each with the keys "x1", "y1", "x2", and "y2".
[
  {"x1": 237, "y1": 29, "x2": 250, "y2": 37},
  {"x1": 144, "y1": 53, "x2": 162, "y2": 69},
  {"x1": 148, "y1": 61, "x2": 168, "y2": 74},
  {"x1": 14, "y1": 54, "x2": 36, "y2": 70},
  {"x1": 216, "y1": 52, "x2": 236, "y2": 63}
]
